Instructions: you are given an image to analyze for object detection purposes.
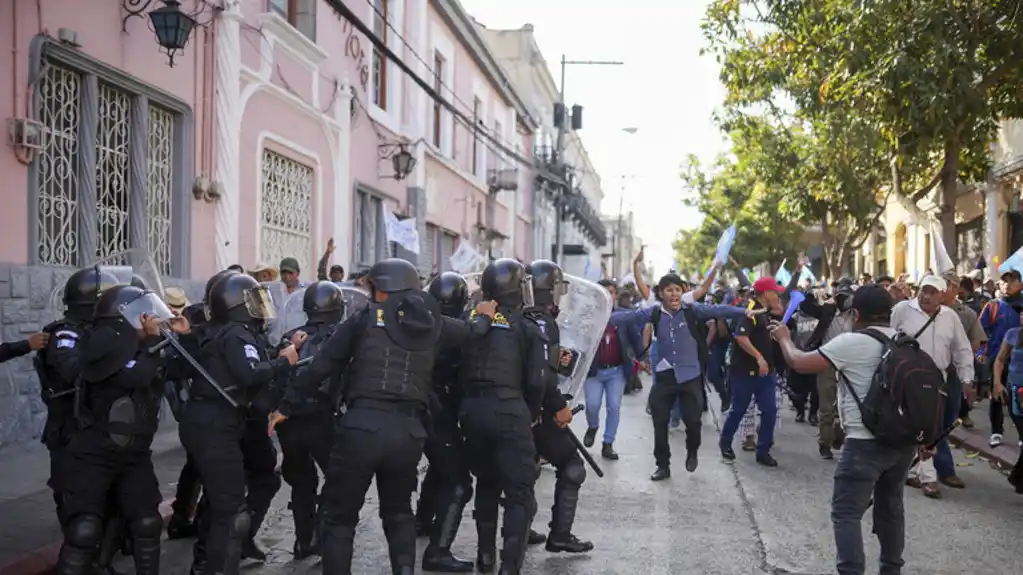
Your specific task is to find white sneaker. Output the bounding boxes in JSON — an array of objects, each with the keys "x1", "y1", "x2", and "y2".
[{"x1": 989, "y1": 433, "x2": 1003, "y2": 447}]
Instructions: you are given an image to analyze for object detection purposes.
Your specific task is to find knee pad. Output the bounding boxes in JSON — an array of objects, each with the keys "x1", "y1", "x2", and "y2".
[
  {"x1": 561, "y1": 459, "x2": 586, "y2": 487},
  {"x1": 65, "y1": 514, "x2": 104, "y2": 548},
  {"x1": 229, "y1": 510, "x2": 251, "y2": 538},
  {"x1": 129, "y1": 515, "x2": 164, "y2": 539}
]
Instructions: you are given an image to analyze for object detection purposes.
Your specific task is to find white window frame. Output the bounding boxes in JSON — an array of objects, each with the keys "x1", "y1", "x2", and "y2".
[
  {"x1": 255, "y1": 137, "x2": 322, "y2": 275},
  {"x1": 367, "y1": 0, "x2": 405, "y2": 134},
  {"x1": 353, "y1": 188, "x2": 390, "y2": 269},
  {"x1": 429, "y1": 21, "x2": 455, "y2": 157},
  {"x1": 471, "y1": 78, "x2": 488, "y2": 183}
]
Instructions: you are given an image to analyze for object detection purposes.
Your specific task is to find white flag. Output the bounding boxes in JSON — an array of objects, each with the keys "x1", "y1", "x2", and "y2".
[
  {"x1": 384, "y1": 212, "x2": 420, "y2": 255},
  {"x1": 449, "y1": 240, "x2": 484, "y2": 274},
  {"x1": 928, "y1": 220, "x2": 955, "y2": 276}
]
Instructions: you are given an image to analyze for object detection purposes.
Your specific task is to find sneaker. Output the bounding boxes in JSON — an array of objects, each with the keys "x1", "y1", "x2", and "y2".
[{"x1": 990, "y1": 433, "x2": 1004, "y2": 447}]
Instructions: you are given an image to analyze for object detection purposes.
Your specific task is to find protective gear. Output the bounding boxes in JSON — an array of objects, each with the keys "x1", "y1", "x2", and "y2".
[
  {"x1": 93, "y1": 284, "x2": 147, "y2": 322},
  {"x1": 474, "y1": 519, "x2": 498, "y2": 572},
  {"x1": 368, "y1": 257, "x2": 421, "y2": 294},
  {"x1": 303, "y1": 281, "x2": 345, "y2": 322},
  {"x1": 62, "y1": 267, "x2": 121, "y2": 320},
  {"x1": 222, "y1": 511, "x2": 251, "y2": 575},
  {"x1": 208, "y1": 274, "x2": 277, "y2": 324},
  {"x1": 481, "y1": 259, "x2": 531, "y2": 307},
  {"x1": 526, "y1": 259, "x2": 568, "y2": 308},
  {"x1": 546, "y1": 274, "x2": 613, "y2": 398},
  {"x1": 58, "y1": 515, "x2": 104, "y2": 575},
  {"x1": 421, "y1": 482, "x2": 474, "y2": 572},
  {"x1": 130, "y1": 515, "x2": 164, "y2": 575},
  {"x1": 428, "y1": 272, "x2": 470, "y2": 317},
  {"x1": 130, "y1": 274, "x2": 148, "y2": 290}
]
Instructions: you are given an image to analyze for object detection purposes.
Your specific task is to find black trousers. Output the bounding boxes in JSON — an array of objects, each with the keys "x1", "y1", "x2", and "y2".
[
  {"x1": 319, "y1": 406, "x2": 426, "y2": 574},
  {"x1": 419, "y1": 401, "x2": 472, "y2": 527},
  {"x1": 276, "y1": 410, "x2": 333, "y2": 545},
  {"x1": 788, "y1": 371, "x2": 819, "y2": 417},
  {"x1": 649, "y1": 372, "x2": 704, "y2": 468},
  {"x1": 179, "y1": 400, "x2": 280, "y2": 573},
  {"x1": 171, "y1": 452, "x2": 201, "y2": 518},
  {"x1": 532, "y1": 414, "x2": 585, "y2": 536}
]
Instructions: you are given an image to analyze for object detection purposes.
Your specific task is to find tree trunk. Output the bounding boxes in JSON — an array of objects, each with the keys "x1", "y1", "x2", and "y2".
[{"x1": 936, "y1": 140, "x2": 961, "y2": 268}]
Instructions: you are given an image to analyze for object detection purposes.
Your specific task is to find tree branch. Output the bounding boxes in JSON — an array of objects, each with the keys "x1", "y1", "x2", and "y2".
[{"x1": 909, "y1": 171, "x2": 943, "y2": 202}]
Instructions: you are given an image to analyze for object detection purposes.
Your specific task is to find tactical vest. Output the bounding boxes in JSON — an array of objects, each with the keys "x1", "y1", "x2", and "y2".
[
  {"x1": 282, "y1": 323, "x2": 336, "y2": 415},
  {"x1": 459, "y1": 309, "x2": 527, "y2": 399},
  {"x1": 80, "y1": 354, "x2": 162, "y2": 450},
  {"x1": 344, "y1": 314, "x2": 435, "y2": 408},
  {"x1": 194, "y1": 324, "x2": 267, "y2": 408},
  {"x1": 35, "y1": 319, "x2": 84, "y2": 447}
]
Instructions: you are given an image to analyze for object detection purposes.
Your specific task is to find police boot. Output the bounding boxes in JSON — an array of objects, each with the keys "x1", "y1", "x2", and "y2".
[
  {"x1": 129, "y1": 517, "x2": 164, "y2": 575},
  {"x1": 290, "y1": 500, "x2": 320, "y2": 559},
  {"x1": 320, "y1": 524, "x2": 356, "y2": 574},
  {"x1": 221, "y1": 511, "x2": 251, "y2": 575},
  {"x1": 527, "y1": 527, "x2": 546, "y2": 545},
  {"x1": 91, "y1": 515, "x2": 124, "y2": 575},
  {"x1": 497, "y1": 506, "x2": 531, "y2": 575},
  {"x1": 421, "y1": 498, "x2": 473, "y2": 572},
  {"x1": 545, "y1": 487, "x2": 593, "y2": 553},
  {"x1": 167, "y1": 512, "x2": 198, "y2": 540},
  {"x1": 59, "y1": 546, "x2": 98, "y2": 575},
  {"x1": 415, "y1": 473, "x2": 438, "y2": 537},
  {"x1": 381, "y1": 513, "x2": 418, "y2": 574},
  {"x1": 474, "y1": 520, "x2": 498, "y2": 573}
]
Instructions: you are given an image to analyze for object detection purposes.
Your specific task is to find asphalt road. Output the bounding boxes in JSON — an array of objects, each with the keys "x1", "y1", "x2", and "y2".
[{"x1": 136, "y1": 382, "x2": 1023, "y2": 575}]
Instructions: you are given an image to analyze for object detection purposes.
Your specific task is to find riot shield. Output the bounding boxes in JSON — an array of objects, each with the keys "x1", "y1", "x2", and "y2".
[
  {"x1": 48, "y1": 249, "x2": 165, "y2": 320},
  {"x1": 553, "y1": 274, "x2": 612, "y2": 399},
  {"x1": 340, "y1": 286, "x2": 371, "y2": 320},
  {"x1": 465, "y1": 272, "x2": 483, "y2": 310},
  {"x1": 261, "y1": 281, "x2": 290, "y2": 345},
  {"x1": 279, "y1": 286, "x2": 309, "y2": 335}
]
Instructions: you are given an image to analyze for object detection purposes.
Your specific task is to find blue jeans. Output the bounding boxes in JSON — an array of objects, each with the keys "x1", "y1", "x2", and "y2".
[
  {"x1": 832, "y1": 438, "x2": 915, "y2": 575},
  {"x1": 584, "y1": 367, "x2": 628, "y2": 444},
  {"x1": 933, "y1": 370, "x2": 962, "y2": 479},
  {"x1": 719, "y1": 372, "x2": 778, "y2": 455}
]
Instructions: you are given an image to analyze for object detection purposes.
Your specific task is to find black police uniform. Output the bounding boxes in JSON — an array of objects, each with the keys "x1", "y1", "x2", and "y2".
[
  {"x1": 55, "y1": 285, "x2": 196, "y2": 575},
  {"x1": 275, "y1": 281, "x2": 345, "y2": 559},
  {"x1": 522, "y1": 260, "x2": 592, "y2": 554},
  {"x1": 281, "y1": 258, "x2": 483, "y2": 575},
  {"x1": 458, "y1": 258, "x2": 548, "y2": 575},
  {"x1": 418, "y1": 272, "x2": 475, "y2": 572},
  {"x1": 179, "y1": 273, "x2": 290, "y2": 575}
]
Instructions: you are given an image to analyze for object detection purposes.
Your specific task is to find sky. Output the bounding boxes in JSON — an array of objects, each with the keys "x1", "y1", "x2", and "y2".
[{"x1": 459, "y1": 0, "x2": 729, "y2": 273}]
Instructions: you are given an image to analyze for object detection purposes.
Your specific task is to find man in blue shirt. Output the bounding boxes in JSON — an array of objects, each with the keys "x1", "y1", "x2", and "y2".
[
  {"x1": 980, "y1": 269, "x2": 1023, "y2": 447},
  {"x1": 612, "y1": 273, "x2": 757, "y2": 480}
]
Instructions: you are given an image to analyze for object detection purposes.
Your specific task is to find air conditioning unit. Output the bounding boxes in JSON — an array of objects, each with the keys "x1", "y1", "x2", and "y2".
[
  {"x1": 488, "y1": 168, "x2": 519, "y2": 192},
  {"x1": 7, "y1": 117, "x2": 45, "y2": 151}
]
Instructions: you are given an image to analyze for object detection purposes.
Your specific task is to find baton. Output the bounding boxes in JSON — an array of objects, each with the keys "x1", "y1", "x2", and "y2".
[
  {"x1": 157, "y1": 326, "x2": 239, "y2": 408},
  {"x1": 565, "y1": 404, "x2": 604, "y2": 478}
]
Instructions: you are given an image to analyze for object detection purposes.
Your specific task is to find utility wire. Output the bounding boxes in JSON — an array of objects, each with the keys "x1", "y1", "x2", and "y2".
[{"x1": 325, "y1": 0, "x2": 568, "y2": 186}]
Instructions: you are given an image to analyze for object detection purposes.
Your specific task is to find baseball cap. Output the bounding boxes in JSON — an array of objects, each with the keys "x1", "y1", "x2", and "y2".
[
  {"x1": 1001, "y1": 269, "x2": 1022, "y2": 282},
  {"x1": 752, "y1": 277, "x2": 784, "y2": 293},
  {"x1": 279, "y1": 257, "x2": 301, "y2": 273},
  {"x1": 918, "y1": 275, "x2": 947, "y2": 291},
  {"x1": 850, "y1": 284, "x2": 893, "y2": 321}
]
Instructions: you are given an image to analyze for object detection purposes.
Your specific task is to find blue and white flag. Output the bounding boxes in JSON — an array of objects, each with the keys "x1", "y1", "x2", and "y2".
[
  {"x1": 714, "y1": 224, "x2": 737, "y2": 266},
  {"x1": 774, "y1": 260, "x2": 792, "y2": 286},
  {"x1": 1000, "y1": 245, "x2": 1023, "y2": 275},
  {"x1": 584, "y1": 255, "x2": 602, "y2": 282},
  {"x1": 799, "y1": 265, "x2": 816, "y2": 285}
]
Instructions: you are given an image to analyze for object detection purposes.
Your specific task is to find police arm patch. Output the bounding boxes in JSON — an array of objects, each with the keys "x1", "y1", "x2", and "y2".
[
  {"x1": 54, "y1": 330, "x2": 78, "y2": 349},
  {"x1": 243, "y1": 344, "x2": 260, "y2": 360}
]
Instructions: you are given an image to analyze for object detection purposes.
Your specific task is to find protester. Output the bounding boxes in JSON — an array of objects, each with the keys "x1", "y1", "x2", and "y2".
[
  {"x1": 316, "y1": 238, "x2": 346, "y2": 283},
  {"x1": 980, "y1": 269, "x2": 1023, "y2": 448},
  {"x1": 991, "y1": 301, "x2": 1023, "y2": 494},
  {"x1": 248, "y1": 261, "x2": 279, "y2": 283}
]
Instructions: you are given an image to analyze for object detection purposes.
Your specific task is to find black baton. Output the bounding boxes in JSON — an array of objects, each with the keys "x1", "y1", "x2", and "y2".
[
  {"x1": 566, "y1": 404, "x2": 604, "y2": 478},
  {"x1": 157, "y1": 326, "x2": 238, "y2": 408}
]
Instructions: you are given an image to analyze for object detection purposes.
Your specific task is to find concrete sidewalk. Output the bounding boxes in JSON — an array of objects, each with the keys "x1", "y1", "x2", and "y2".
[
  {"x1": 0, "y1": 425, "x2": 187, "y2": 575},
  {"x1": 948, "y1": 397, "x2": 1020, "y2": 470}
]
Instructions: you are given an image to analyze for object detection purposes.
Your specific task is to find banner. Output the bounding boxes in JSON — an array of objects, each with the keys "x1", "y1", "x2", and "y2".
[
  {"x1": 1000, "y1": 245, "x2": 1023, "y2": 275},
  {"x1": 449, "y1": 240, "x2": 485, "y2": 273},
  {"x1": 928, "y1": 220, "x2": 955, "y2": 276},
  {"x1": 384, "y1": 211, "x2": 420, "y2": 255},
  {"x1": 714, "y1": 224, "x2": 737, "y2": 266},
  {"x1": 774, "y1": 259, "x2": 792, "y2": 286}
]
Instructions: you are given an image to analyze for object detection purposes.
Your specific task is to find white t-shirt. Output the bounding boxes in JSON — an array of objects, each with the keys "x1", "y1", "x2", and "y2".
[{"x1": 818, "y1": 326, "x2": 897, "y2": 441}]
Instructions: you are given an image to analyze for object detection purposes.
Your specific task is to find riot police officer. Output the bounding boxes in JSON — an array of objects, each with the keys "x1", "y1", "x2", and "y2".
[
  {"x1": 268, "y1": 258, "x2": 492, "y2": 575},
  {"x1": 54, "y1": 284, "x2": 194, "y2": 575},
  {"x1": 180, "y1": 273, "x2": 297, "y2": 575},
  {"x1": 459, "y1": 258, "x2": 549, "y2": 575},
  {"x1": 275, "y1": 280, "x2": 346, "y2": 559},
  {"x1": 523, "y1": 260, "x2": 593, "y2": 554},
  {"x1": 419, "y1": 272, "x2": 475, "y2": 572}
]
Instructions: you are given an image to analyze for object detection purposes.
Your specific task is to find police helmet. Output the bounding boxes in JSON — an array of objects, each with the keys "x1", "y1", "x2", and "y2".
[
  {"x1": 63, "y1": 266, "x2": 121, "y2": 318},
  {"x1": 130, "y1": 274, "x2": 148, "y2": 290},
  {"x1": 368, "y1": 258, "x2": 420, "y2": 293},
  {"x1": 204, "y1": 270, "x2": 238, "y2": 303},
  {"x1": 526, "y1": 259, "x2": 567, "y2": 306},
  {"x1": 427, "y1": 272, "x2": 469, "y2": 317},
  {"x1": 302, "y1": 281, "x2": 345, "y2": 323},
  {"x1": 482, "y1": 258, "x2": 529, "y2": 307},
  {"x1": 94, "y1": 284, "x2": 147, "y2": 321},
  {"x1": 208, "y1": 273, "x2": 276, "y2": 324}
]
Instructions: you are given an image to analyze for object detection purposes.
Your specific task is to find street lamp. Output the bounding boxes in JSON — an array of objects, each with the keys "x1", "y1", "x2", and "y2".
[{"x1": 149, "y1": 1, "x2": 197, "y2": 67}]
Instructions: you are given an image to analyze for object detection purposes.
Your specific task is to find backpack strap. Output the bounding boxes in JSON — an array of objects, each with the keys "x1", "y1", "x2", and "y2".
[
  {"x1": 911, "y1": 313, "x2": 938, "y2": 340},
  {"x1": 833, "y1": 328, "x2": 892, "y2": 415}
]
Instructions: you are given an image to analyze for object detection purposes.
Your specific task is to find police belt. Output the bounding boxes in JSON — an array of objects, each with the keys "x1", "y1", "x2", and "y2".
[
  {"x1": 461, "y1": 388, "x2": 523, "y2": 400},
  {"x1": 346, "y1": 399, "x2": 423, "y2": 417}
]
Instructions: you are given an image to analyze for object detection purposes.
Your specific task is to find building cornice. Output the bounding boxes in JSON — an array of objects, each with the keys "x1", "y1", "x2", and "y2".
[{"x1": 432, "y1": 0, "x2": 538, "y2": 130}]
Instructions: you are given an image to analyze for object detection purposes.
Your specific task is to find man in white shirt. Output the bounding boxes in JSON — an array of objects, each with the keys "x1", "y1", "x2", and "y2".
[
  {"x1": 891, "y1": 275, "x2": 974, "y2": 498},
  {"x1": 769, "y1": 285, "x2": 915, "y2": 575}
]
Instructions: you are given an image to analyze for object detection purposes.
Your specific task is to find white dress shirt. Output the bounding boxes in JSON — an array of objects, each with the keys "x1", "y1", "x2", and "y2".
[{"x1": 890, "y1": 299, "x2": 975, "y2": 383}]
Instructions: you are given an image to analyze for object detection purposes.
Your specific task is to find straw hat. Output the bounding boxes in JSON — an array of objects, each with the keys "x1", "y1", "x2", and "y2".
[{"x1": 247, "y1": 261, "x2": 279, "y2": 281}]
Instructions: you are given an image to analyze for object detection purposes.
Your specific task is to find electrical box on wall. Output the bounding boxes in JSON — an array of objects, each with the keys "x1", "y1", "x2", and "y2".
[{"x1": 7, "y1": 117, "x2": 45, "y2": 151}]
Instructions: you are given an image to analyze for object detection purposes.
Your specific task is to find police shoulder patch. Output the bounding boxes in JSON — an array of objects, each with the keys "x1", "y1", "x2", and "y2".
[
  {"x1": 491, "y1": 312, "x2": 511, "y2": 329},
  {"x1": 375, "y1": 308, "x2": 386, "y2": 326},
  {"x1": 243, "y1": 344, "x2": 260, "y2": 360}
]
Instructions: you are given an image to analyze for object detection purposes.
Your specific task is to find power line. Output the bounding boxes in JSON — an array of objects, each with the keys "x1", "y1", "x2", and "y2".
[{"x1": 326, "y1": 0, "x2": 567, "y2": 185}]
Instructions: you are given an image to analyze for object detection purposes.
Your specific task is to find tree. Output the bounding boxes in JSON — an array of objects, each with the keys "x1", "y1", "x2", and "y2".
[{"x1": 704, "y1": 0, "x2": 1023, "y2": 262}]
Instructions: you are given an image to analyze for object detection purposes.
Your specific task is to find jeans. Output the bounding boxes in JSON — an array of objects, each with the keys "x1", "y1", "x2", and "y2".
[
  {"x1": 933, "y1": 370, "x2": 963, "y2": 479},
  {"x1": 584, "y1": 366, "x2": 628, "y2": 444},
  {"x1": 832, "y1": 438, "x2": 915, "y2": 575},
  {"x1": 720, "y1": 372, "x2": 778, "y2": 455}
]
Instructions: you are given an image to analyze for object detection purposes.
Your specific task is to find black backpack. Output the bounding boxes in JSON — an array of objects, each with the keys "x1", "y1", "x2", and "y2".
[{"x1": 839, "y1": 323, "x2": 947, "y2": 447}]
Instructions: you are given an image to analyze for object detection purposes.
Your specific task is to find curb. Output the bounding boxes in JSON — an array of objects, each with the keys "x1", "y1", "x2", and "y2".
[
  {"x1": 947, "y1": 427, "x2": 1019, "y2": 470},
  {"x1": 0, "y1": 499, "x2": 176, "y2": 575}
]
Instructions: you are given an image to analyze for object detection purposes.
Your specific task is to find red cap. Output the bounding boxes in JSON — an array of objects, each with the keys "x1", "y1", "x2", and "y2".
[{"x1": 752, "y1": 277, "x2": 785, "y2": 293}]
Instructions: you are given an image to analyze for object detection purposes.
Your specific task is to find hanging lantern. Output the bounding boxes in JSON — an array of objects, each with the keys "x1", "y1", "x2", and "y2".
[
  {"x1": 149, "y1": 0, "x2": 196, "y2": 67},
  {"x1": 391, "y1": 145, "x2": 416, "y2": 181}
]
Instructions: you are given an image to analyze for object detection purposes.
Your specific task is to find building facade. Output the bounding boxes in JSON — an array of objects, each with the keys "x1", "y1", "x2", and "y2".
[
  {"x1": 0, "y1": 0, "x2": 556, "y2": 448},
  {"x1": 601, "y1": 211, "x2": 641, "y2": 280}
]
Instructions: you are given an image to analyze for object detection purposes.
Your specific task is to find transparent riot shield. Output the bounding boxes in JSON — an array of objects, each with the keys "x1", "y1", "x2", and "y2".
[
  {"x1": 279, "y1": 286, "x2": 309, "y2": 335},
  {"x1": 261, "y1": 281, "x2": 290, "y2": 345},
  {"x1": 555, "y1": 274, "x2": 613, "y2": 399},
  {"x1": 48, "y1": 249, "x2": 165, "y2": 320},
  {"x1": 340, "y1": 286, "x2": 371, "y2": 320},
  {"x1": 465, "y1": 272, "x2": 483, "y2": 311}
]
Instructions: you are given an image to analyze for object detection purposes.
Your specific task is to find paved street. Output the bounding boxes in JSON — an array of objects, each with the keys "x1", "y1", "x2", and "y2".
[{"x1": 137, "y1": 381, "x2": 1023, "y2": 575}]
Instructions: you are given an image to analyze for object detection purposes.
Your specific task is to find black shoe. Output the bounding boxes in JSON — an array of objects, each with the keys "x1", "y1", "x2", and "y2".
[
  {"x1": 544, "y1": 533, "x2": 594, "y2": 553},
  {"x1": 601, "y1": 443, "x2": 618, "y2": 460},
  {"x1": 293, "y1": 537, "x2": 321, "y2": 560},
  {"x1": 808, "y1": 413, "x2": 819, "y2": 426},
  {"x1": 650, "y1": 467, "x2": 671, "y2": 481},
  {"x1": 583, "y1": 428, "x2": 597, "y2": 448},
  {"x1": 684, "y1": 451, "x2": 698, "y2": 473},
  {"x1": 819, "y1": 444, "x2": 834, "y2": 460},
  {"x1": 527, "y1": 528, "x2": 547, "y2": 545},
  {"x1": 421, "y1": 546, "x2": 474, "y2": 572},
  {"x1": 756, "y1": 453, "x2": 778, "y2": 467},
  {"x1": 242, "y1": 538, "x2": 267, "y2": 562},
  {"x1": 720, "y1": 446, "x2": 736, "y2": 460},
  {"x1": 167, "y1": 513, "x2": 198, "y2": 540},
  {"x1": 794, "y1": 413, "x2": 806, "y2": 423}
]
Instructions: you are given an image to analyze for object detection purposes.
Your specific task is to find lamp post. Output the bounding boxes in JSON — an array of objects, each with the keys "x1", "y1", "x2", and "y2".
[{"x1": 552, "y1": 55, "x2": 624, "y2": 265}]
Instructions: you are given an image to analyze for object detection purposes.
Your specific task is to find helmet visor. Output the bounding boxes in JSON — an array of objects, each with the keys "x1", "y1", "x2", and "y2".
[
  {"x1": 520, "y1": 276, "x2": 536, "y2": 308},
  {"x1": 118, "y1": 292, "x2": 174, "y2": 329},
  {"x1": 244, "y1": 286, "x2": 277, "y2": 319},
  {"x1": 550, "y1": 278, "x2": 569, "y2": 303},
  {"x1": 96, "y1": 265, "x2": 135, "y2": 287}
]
